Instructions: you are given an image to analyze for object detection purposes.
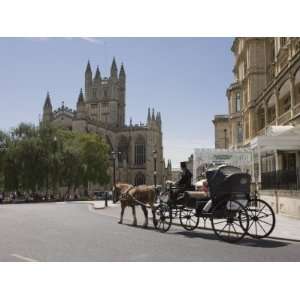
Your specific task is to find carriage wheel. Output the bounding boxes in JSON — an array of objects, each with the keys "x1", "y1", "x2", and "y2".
[
  {"x1": 245, "y1": 199, "x2": 275, "y2": 239},
  {"x1": 211, "y1": 199, "x2": 249, "y2": 243},
  {"x1": 154, "y1": 203, "x2": 172, "y2": 233},
  {"x1": 179, "y1": 208, "x2": 199, "y2": 231}
]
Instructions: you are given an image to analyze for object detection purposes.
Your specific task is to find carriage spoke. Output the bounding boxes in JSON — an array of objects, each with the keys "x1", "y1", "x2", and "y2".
[
  {"x1": 257, "y1": 219, "x2": 272, "y2": 226},
  {"x1": 255, "y1": 221, "x2": 258, "y2": 236},
  {"x1": 257, "y1": 220, "x2": 267, "y2": 234},
  {"x1": 248, "y1": 220, "x2": 255, "y2": 231}
]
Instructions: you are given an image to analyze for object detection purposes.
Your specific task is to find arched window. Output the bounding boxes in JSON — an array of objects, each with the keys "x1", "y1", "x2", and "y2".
[
  {"x1": 236, "y1": 92, "x2": 241, "y2": 112},
  {"x1": 117, "y1": 135, "x2": 129, "y2": 163},
  {"x1": 135, "y1": 173, "x2": 145, "y2": 186},
  {"x1": 134, "y1": 136, "x2": 146, "y2": 165}
]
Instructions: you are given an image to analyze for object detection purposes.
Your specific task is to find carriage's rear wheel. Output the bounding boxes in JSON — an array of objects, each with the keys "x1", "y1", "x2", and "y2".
[
  {"x1": 211, "y1": 199, "x2": 249, "y2": 243},
  {"x1": 154, "y1": 203, "x2": 172, "y2": 233},
  {"x1": 179, "y1": 208, "x2": 199, "y2": 231},
  {"x1": 245, "y1": 199, "x2": 275, "y2": 239}
]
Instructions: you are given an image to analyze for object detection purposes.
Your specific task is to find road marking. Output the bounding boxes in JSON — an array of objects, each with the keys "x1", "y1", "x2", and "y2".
[{"x1": 11, "y1": 254, "x2": 38, "y2": 262}]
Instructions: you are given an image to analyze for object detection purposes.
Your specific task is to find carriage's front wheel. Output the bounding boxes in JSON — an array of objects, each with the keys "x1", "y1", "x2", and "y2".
[
  {"x1": 179, "y1": 208, "x2": 199, "y2": 231},
  {"x1": 211, "y1": 199, "x2": 249, "y2": 243},
  {"x1": 154, "y1": 203, "x2": 172, "y2": 233},
  {"x1": 245, "y1": 199, "x2": 275, "y2": 239}
]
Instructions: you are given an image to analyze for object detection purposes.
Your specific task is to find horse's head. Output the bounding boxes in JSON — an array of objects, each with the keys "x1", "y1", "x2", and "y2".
[{"x1": 113, "y1": 183, "x2": 132, "y2": 203}]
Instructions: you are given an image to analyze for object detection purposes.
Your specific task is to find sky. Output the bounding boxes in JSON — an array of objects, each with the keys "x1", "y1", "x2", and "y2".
[{"x1": 0, "y1": 37, "x2": 234, "y2": 168}]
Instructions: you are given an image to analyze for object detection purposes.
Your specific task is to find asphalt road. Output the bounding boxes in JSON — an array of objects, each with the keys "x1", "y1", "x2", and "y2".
[{"x1": 0, "y1": 202, "x2": 300, "y2": 261}]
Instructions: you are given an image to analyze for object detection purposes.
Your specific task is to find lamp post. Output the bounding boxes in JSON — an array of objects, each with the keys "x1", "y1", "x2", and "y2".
[
  {"x1": 224, "y1": 128, "x2": 227, "y2": 149},
  {"x1": 153, "y1": 150, "x2": 157, "y2": 188},
  {"x1": 111, "y1": 151, "x2": 121, "y2": 203}
]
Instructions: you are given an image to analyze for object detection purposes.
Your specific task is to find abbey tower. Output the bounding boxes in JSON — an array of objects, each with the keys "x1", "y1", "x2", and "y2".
[{"x1": 42, "y1": 58, "x2": 172, "y2": 189}]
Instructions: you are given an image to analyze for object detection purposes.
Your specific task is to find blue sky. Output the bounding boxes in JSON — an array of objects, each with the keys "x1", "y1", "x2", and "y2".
[{"x1": 0, "y1": 37, "x2": 234, "y2": 167}]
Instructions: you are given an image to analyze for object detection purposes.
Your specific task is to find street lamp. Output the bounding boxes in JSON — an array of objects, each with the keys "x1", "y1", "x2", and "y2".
[
  {"x1": 153, "y1": 150, "x2": 157, "y2": 188},
  {"x1": 111, "y1": 151, "x2": 121, "y2": 202}
]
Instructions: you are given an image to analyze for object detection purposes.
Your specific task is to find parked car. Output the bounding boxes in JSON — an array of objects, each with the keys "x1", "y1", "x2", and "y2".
[{"x1": 94, "y1": 191, "x2": 107, "y2": 200}]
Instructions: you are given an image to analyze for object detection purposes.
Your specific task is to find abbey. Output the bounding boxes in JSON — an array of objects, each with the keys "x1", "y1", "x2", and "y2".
[{"x1": 42, "y1": 58, "x2": 172, "y2": 188}]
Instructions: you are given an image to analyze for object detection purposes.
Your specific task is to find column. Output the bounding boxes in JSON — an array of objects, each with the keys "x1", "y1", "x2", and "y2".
[
  {"x1": 274, "y1": 88, "x2": 279, "y2": 125},
  {"x1": 289, "y1": 73, "x2": 295, "y2": 118},
  {"x1": 264, "y1": 100, "x2": 268, "y2": 131}
]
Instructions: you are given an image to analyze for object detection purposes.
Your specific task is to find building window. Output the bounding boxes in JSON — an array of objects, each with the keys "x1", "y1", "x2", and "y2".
[
  {"x1": 267, "y1": 106, "x2": 276, "y2": 123},
  {"x1": 236, "y1": 92, "x2": 241, "y2": 112},
  {"x1": 279, "y1": 96, "x2": 291, "y2": 115},
  {"x1": 117, "y1": 136, "x2": 129, "y2": 163},
  {"x1": 237, "y1": 122, "x2": 243, "y2": 144},
  {"x1": 91, "y1": 104, "x2": 97, "y2": 109},
  {"x1": 280, "y1": 37, "x2": 287, "y2": 47},
  {"x1": 135, "y1": 173, "x2": 145, "y2": 186},
  {"x1": 134, "y1": 136, "x2": 146, "y2": 165}
]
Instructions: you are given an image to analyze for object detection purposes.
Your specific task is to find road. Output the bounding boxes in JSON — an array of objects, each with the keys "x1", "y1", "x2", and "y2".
[{"x1": 0, "y1": 202, "x2": 300, "y2": 261}]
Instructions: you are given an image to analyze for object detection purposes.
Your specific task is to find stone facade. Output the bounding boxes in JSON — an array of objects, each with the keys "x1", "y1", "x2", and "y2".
[
  {"x1": 215, "y1": 38, "x2": 300, "y2": 218},
  {"x1": 226, "y1": 38, "x2": 300, "y2": 151},
  {"x1": 212, "y1": 115, "x2": 230, "y2": 149},
  {"x1": 42, "y1": 59, "x2": 172, "y2": 189},
  {"x1": 218, "y1": 38, "x2": 300, "y2": 174}
]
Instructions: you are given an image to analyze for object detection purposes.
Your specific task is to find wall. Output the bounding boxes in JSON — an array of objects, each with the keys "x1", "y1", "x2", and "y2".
[{"x1": 260, "y1": 190, "x2": 300, "y2": 219}]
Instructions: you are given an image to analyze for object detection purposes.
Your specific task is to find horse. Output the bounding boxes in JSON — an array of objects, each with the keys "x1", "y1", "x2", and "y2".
[{"x1": 114, "y1": 183, "x2": 157, "y2": 227}]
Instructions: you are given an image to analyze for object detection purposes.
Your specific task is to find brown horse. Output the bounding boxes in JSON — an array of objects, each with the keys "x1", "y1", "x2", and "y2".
[{"x1": 114, "y1": 183, "x2": 157, "y2": 227}]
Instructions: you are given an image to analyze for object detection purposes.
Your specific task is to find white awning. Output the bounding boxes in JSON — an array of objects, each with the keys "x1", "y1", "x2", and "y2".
[{"x1": 251, "y1": 125, "x2": 300, "y2": 151}]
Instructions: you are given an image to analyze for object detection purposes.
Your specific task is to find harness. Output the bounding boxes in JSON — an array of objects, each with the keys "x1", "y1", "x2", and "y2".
[{"x1": 119, "y1": 185, "x2": 154, "y2": 209}]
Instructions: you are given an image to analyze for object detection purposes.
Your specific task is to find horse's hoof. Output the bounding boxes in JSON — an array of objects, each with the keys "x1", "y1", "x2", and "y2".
[{"x1": 118, "y1": 221, "x2": 123, "y2": 224}]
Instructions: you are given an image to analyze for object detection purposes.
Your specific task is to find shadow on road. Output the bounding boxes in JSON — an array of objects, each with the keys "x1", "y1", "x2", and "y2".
[{"x1": 174, "y1": 230, "x2": 289, "y2": 248}]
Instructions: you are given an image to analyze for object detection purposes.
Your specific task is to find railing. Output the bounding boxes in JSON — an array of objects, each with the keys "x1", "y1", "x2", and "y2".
[{"x1": 261, "y1": 168, "x2": 300, "y2": 190}]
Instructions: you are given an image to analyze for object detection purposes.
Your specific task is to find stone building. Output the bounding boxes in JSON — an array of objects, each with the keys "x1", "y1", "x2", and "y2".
[
  {"x1": 42, "y1": 59, "x2": 172, "y2": 189},
  {"x1": 215, "y1": 38, "x2": 300, "y2": 218},
  {"x1": 212, "y1": 115, "x2": 230, "y2": 149}
]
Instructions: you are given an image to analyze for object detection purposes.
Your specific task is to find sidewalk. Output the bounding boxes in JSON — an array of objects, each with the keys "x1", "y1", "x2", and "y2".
[
  {"x1": 74, "y1": 200, "x2": 118, "y2": 209},
  {"x1": 78, "y1": 201, "x2": 300, "y2": 242}
]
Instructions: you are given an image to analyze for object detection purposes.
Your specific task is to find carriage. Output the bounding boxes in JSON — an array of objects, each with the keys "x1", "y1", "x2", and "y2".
[{"x1": 154, "y1": 165, "x2": 276, "y2": 243}]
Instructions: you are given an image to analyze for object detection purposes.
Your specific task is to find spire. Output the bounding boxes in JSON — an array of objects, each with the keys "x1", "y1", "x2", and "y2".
[
  {"x1": 85, "y1": 60, "x2": 92, "y2": 74},
  {"x1": 147, "y1": 108, "x2": 151, "y2": 123},
  {"x1": 94, "y1": 66, "x2": 101, "y2": 80},
  {"x1": 110, "y1": 57, "x2": 118, "y2": 78},
  {"x1": 43, "y1": 92, "x2": 52, "y2": 109},
  {"x1": 77, "y1": 88, "x2": 84, "y2": 105},
  {"x1": 119, "y1": 63, "x2": 126, "y2": 78},
  {"x1": 152, "y1": 108, "x2": 155, "y2": 121}
]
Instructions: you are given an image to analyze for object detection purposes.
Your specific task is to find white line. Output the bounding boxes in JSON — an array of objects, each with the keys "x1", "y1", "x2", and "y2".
[{"x1": 11, "y1": 254, "x2": 38, "y2": 262}]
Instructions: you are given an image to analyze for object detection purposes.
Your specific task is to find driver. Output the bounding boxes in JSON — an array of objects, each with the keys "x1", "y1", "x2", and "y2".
[{"x1": 171, "y1": 161, "x2": 193, "y2": 202}]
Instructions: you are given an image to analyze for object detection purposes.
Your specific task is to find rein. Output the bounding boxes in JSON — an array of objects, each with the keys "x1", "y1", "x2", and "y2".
[{"x1": 120, "y1": 185, "x2": 154, "y2": 209}]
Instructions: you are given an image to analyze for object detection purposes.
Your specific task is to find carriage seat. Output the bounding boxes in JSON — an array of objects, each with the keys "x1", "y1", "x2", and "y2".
[{"x1": 184, "y1": 191, "x2": 209, "y2": 200}]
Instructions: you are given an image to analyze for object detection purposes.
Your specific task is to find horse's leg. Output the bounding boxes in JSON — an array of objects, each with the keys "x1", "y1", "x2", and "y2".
[
  {"x1": 141, "y1": 205, "x2": 148, "y2": 228},
  {"x1": 151, "y1": 204, "x2": 157, "y2": 227},
  {"x1": 132, "y1": 205, "x2": 137, "y2": 226},
  {"x1": 119, "y1": 202, "x2": 125, "y2": 224}
]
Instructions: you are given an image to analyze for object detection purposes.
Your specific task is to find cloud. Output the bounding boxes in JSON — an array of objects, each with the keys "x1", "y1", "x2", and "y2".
[
  {"x1": 79, "y1": 37, "x2": 105, "y2": 45},
  {"x1": 30, "y1": 37, "x2": 105, "y2": 45}
]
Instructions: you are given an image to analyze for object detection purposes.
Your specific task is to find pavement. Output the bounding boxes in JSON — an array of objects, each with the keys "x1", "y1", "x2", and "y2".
[
  {"x1": 85, "y1": 200, "x2": 300, "y2": 242},
  {"x1": 1, "y1": 201, "x2": 300, "y2": 261}
]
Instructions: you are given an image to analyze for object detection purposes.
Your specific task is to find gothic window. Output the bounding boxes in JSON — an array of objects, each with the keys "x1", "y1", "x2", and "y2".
[
  {"x1": 135, "y1": 173, "x2": 145, "y2": 186},
  {"x1": 134, "y1": 136, "x2": 146, "y2": 165},
  {"x1": 117, "y1": 135, "x2": 129, "y2": 163},
  {"x1": 104, "y1": 88, "x2": 108, "y2": 98}
]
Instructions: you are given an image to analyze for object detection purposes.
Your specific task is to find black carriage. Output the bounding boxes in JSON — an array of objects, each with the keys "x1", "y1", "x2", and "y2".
[{"x1": 154, "y1": 165, "x2": 276, "y2": 243}]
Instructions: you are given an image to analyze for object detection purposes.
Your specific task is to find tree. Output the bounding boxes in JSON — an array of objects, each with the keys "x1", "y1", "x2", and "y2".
[{"x1": 0, "y1": 122, "x2": 111, "y2": 198}]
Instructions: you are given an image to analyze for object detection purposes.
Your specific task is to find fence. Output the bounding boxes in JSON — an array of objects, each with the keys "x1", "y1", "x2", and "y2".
[{"x1": 261, "y1": 168, "x2": 300, "y2": 190}]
